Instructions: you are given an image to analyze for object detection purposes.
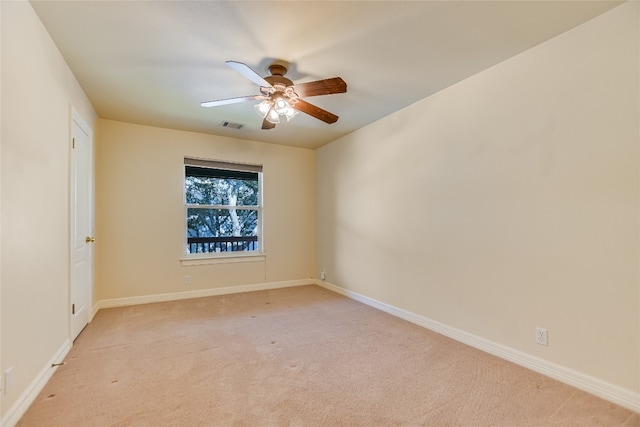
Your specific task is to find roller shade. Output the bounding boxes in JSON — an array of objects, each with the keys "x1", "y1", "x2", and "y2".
[{"x1": 185, "y1": 158, "x2": 262, "y2": 181}]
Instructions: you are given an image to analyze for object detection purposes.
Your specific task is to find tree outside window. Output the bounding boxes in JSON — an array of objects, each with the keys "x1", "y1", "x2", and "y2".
[{"x1": 184, "y1": 159, "x2": 262, "y2": 255}]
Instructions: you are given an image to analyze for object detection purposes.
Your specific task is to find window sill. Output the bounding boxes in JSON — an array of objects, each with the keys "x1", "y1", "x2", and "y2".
[{"x1": 180, "y1": 253, "x2": 265, "y2": 266}]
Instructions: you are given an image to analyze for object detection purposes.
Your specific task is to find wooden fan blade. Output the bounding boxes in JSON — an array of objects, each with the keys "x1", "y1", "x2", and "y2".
[
  {"x1": 262, "y1": 118, "x2": 276, "y2": 130},
  {"x1": 293, "y1": 77, "x2": 347, "y2": 97},
  {"x1": 201, "y1": 95, "x2": 267, "y2": 107},
  {"x1": 226, "y1": 61, "x2": 272, "y2": 88},
  {"x1": 294, "y1": 99, "x2": 339, "y2": 124}
]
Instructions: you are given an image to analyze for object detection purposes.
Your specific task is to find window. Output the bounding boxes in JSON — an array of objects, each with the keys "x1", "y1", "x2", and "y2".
[{"x1": 184, "y1": 158, "x2": 262, "y2": 257}]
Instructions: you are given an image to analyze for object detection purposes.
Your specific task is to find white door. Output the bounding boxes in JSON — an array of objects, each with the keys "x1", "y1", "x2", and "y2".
[{"x1": 71, "y1": 112, "x2": 93, "y2": 340}]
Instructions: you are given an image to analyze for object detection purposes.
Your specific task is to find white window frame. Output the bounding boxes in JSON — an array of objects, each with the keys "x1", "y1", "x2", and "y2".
[{"x1": 181, "y1": 158, "x2": 264, "y2": 265}]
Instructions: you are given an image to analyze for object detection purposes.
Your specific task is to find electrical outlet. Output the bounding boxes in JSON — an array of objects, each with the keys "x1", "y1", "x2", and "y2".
[
  {"x1": 320, "y1": 269, "x2": 326, "y2": 281},
  {"x1": 184, "y1": 275, "x2": 191, "y2": 285},
  {"x1": 5, "y1": 367, "x2": 14, "y2": 394},
  {"x1": 536, "y1": 328, "x2": 548, "y2": 346}
]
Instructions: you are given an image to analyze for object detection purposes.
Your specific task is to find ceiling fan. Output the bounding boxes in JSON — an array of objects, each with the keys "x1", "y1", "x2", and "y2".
[{"x1": 201, "y1": 61, "x2": 347, "y2": 130}]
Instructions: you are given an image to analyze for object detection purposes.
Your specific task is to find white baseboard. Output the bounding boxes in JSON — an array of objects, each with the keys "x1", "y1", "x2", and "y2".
[
  {"x1": 315, "y1": 279, "x2": 640, "y2": 413},
  {"x1": 1, "y1": 340, "x2": 71, "y2": 427},
  {"x1": 93, "y1": 279, "x2": 314, "y2": 312}
]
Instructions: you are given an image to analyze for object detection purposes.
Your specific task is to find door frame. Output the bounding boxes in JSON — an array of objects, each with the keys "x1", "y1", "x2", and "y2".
[{"x1": 69, "y1": 107, "x2": 94, "y2": 340}]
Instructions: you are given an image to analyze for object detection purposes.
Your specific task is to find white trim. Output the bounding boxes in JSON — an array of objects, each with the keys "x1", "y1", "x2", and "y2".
[
  {"x1": 71, "y1": 108, "x2": 92, "y2": 136},
  {"x1": 90, "y1": 300, "x2": 100, "y2": 322},
  {"x1": 94, "y1": 279, "x2": 313, "y2": 311},
  {"x1": 315, "y1": 280, "x2": 640, "y2": 413},
  {"x1": 1, "y1": 340, "x2": 71, "y2": 427},
  {"x1": 180, "y1": 253, "x2": 265, "y2": 266}
]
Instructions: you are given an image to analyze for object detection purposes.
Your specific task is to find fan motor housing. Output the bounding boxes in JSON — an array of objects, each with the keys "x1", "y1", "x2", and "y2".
[
  {"x1": 265, "y1": 75, "x2": 293, "y2": 87},
  {"x1": 265, "y1": 63, "x2": 293, "y2": 87}
]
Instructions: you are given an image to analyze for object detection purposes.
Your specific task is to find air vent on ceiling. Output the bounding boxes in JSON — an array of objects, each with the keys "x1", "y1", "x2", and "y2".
[{"x1": 220, "y1": 121, "x2": 244, "y2": 130}]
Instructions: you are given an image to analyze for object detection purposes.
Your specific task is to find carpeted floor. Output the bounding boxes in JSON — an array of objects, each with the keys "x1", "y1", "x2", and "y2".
[{"x1": 17, "y1": 285, "x2": 639, "y2": 426}]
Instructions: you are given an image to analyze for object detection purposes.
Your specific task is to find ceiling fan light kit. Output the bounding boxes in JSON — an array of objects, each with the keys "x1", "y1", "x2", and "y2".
[
  {"x1": 254, "y1": 100, "x2": 272, "y2": 118},
  {"x1": 254, "y1": 91, "x2": 299, "y2": 124},
  {"x1": 201, "y1": 60, "x2": 347, "y2": 130},
  {"x1": 266, "y1": 105, "x2": 280, "y2": 124}
]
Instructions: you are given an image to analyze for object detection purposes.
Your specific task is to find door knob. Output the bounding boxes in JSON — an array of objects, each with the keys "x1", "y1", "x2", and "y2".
[{"x1": 85, "y1": 237, "x2": 95, "y2": 243}]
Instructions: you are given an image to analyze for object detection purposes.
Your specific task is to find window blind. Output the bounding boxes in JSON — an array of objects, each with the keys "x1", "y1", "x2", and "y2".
[{"x1": 184, "y1": 158, "x2": 262, "y2": 181}]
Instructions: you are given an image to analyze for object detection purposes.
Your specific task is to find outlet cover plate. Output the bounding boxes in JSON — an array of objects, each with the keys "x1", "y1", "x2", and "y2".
[{"x1": 536, "y1": 327, "x2": 548, "y2": 346}]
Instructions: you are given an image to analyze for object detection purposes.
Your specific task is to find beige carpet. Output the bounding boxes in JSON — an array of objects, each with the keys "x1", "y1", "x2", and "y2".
[{"x1": 18, "y1": 285, "x2": 639, "y2": 426}]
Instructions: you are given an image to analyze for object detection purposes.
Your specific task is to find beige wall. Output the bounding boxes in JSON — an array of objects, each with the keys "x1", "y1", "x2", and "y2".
[
  {"x1": 316, "y1": 2, "x2": 639, "y2": 395},
  {"x1": 1, "y1": 0, "x2": 637, "y2": 422},
  {"x1": 0, "y1": 0, "x2": 97, "y2": 419},
  {"x1": 95, "y1": 120, "x2": 315, "y2": 301}
]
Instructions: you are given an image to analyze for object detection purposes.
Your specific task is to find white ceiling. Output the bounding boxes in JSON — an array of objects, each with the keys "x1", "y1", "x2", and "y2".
[{"x1": 31, "y1": 1, "x2": 621, "y2": 149}]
